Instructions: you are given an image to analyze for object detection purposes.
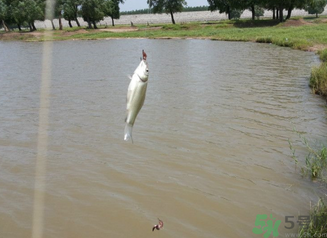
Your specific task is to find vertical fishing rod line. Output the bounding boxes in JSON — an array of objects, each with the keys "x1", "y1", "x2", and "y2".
[{"x1": 31, "y1": 1, "x2": 55, "y2": 238}]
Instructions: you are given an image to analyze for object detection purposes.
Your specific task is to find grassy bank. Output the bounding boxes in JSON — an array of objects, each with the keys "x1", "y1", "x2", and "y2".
[
  {"x1": 1, "y1": 17, "x2": 327, "y2": 51},
  {"x1": 310, "y1": 49, "x2": 327, "y2": 98},
  {"x1": 289, "y1": 133, "x2": 327, "y2": 237},
  {"x1": 298, "y1": 199, "x2": 327, "y2": 238}
]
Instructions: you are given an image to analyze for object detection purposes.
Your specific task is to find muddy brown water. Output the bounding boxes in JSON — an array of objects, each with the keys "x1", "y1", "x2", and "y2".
[{"x1": 0, "y1": 39, "x2": 327, "y2": 238}]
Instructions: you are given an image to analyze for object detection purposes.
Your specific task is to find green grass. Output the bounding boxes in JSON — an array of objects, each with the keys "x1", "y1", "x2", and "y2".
[
  {"x1": 289, "y1": 135, "x2": 327, "y2": 237},
  {"x1": 310, "y1": 63, "x2": 327, "y2": 97},
  {"x1": 318, "y1": 48, "x2": 327, "y2": 62},
  {"x1": 2, "y1": 17, "x2": 326, "y2": 52},
  {"x1": 289, "y1": 134, "x2": 327, "y2": 180},
  {"x1": 298, "y1": 199, "x2": 327, "y2": 238}
]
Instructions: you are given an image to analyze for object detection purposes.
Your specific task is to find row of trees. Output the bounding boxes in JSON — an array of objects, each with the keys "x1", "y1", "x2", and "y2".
[
  {"x1": 1, "y1": 0, "x2": 327, "y2": 30},
  {"x1": 207, "y1": 0, "x2": 327, "y2": 21},
  {"x1": 0, "y1": 0, "x2": 124, "y2": 31},
  {"x1": 148, "y1": 0, "x2": 327, "y2": 24},
  {"x1": 121, "y1": 5, "x2": 208, "y2": 15}
]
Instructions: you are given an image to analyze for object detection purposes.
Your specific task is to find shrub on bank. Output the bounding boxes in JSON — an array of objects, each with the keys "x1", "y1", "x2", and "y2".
[
  {"x1": 298, "y1": 199, "x2": 327, "y2": 238},
  {"x1": 310, "y1": 62, "x2": 327, "y2": 97},
  {"x1": 319, "y1": 48, "x2": 327, "y2": 62}
]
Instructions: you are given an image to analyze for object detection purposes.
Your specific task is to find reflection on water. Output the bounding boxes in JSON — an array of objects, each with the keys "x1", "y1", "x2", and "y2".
[{"x1": 0, "y1": 39, "x2": 326, "y2": 238}]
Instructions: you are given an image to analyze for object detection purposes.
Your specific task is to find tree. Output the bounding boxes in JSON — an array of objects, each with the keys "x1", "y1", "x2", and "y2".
[
  {"x1": 284, "y1": 0, "x2": 308, "y2": 20},
  {"x1": 242, "y1": 0, "x2": 263, "y2": 20},
  {"x1": 230, "y1": 9, "x2": 243, "y2": 19},
  {"x1": 0, "y1": 0, "x2": 9, "y2": 31},
  {"x1": 10, "y1": 0, "x2": 26, "y2": 31},
  {"x1": 254, "y1": 5, "x2": 264, "y2": 19},
  {"x1": 24, "y1": 0, "x2": 44, "y2": 31},
  {"x1": 148, "y1": 0, "x2": 187, "y2": 24},
  {"x1": 207, "y1": 0, "x2": 238, "y2": 20},
  {"x1": 305, "y1": 0, "x2": 327, "y2": 17},
  {"x1": 45, "y1": 0, "x2": 58, "y2": 30},
  {"x1": 63, "y1": 0, "x2": 81, "y2": 27},
  {"x1": 103, "y1": 0, "x2": 124, "y2": 26},
  {"x1": 81, "y1": 0, "x2": 105, "y2": 28}
]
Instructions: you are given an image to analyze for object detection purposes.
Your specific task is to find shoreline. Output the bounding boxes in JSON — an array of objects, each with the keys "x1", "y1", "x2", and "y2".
[{"x1": 1, "y1": 18, "x2": 326, "y2": 52}]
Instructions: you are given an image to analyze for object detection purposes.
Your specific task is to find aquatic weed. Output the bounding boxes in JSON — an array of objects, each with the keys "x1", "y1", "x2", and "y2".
[{"x1": 289, "y1": 133, "x2": 327, "y2": 180}]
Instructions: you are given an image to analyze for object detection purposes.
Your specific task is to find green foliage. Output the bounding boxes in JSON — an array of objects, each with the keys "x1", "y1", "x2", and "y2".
[
  {"x1": 289, "y1": 134, "x2": 327, "y2": 179},
  {"x1": 148, "y1": 0, "x2": 187, "y2": 14},
  {"x1": 305, "y1": 0, "x2": 327, "y2": 17},
  {"x1": 310, "y1": 62, "x2": 327, "y2": 97},
  {"x1": 24, "y1": 0, "x2": 44, "y2": 23},
  {"x1": 254, "y1": 6, "x2": 264, "y2": 19},
  {"x1": 81, "y1": 0, "x2": 105, "y2": 28},
  {"x1": 183, "y1": 5, "x2": 209, "y2": 12},
  {"x1": 63, "y1": 0, "x2": 81, "y2": 21},
  {"x1": 162, "y1": 24, "x2": 191, "y2": 30},
  {"x1": 298, "y1": 199, "x2": 327, "y2": 238},
  {"x1": 207, "y1": 0, "x2": 235, "y2": 18},
  {"x1": 148, "y1": 0, "x2": 187, "y2": 24},
  {"x1": 255, "y1": 36, "x2": 272, "y2": 43},
  {"x1": 319, "y1": 48, "x2": 327, "y2": 62},
  {"x1": 230, "y1": 9, "x2": 243, "y2": 19},
  {"x1": 0, "y1": 0, "x2": 7, "y2": 20},
  {"x1": 121, "y1": 5, "x2": 208, "y2": 15},
  {"x1": 121, "y1": 8, "x2": 153, "y2": 15},
  {"x1": 103, "y1": 0, "x2": 124, "y2": 25}
]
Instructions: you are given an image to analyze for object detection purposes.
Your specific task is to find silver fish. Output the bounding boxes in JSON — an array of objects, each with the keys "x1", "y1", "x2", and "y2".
[{"x1": 124, "y1": 50, "x2": 149, "y2": 142}]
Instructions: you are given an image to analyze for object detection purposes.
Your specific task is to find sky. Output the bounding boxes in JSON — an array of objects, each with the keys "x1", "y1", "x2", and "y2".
[{"x1": 120, "y1": 0, "x2": 209, "y2": 12}]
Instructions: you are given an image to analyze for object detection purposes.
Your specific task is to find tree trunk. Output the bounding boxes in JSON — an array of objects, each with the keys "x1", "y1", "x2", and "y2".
[
  {"x1": 51, "y1": 19, "x2": 56, "y2": 30},
  {"x1": 68, "y1": 20, "x2": 72, "y2": 28},
  {"x1": 316, "y1": 13, "x2": 318, "y2": 18},
  {"x1": 75, "y1": 17, "x2": 80, "y2": 27},
  {"x1": 169, "y1": 10, "x2": 175, "y2": 24},
  {"x1": 17, "y1": 23, "x2": 22, "y2": 31},
  {"x1": 2, "y1": 19, "x2": 9, "y2": 32},
  {"x1": 227, "y1": 6, "x2": 231, "y2": 20},
  {"x1": 59, "y1": 14, "x2": 63, "y2": 30},
  {"x1": 29, "y1": 23, "x2": 33, "y2": 31},
  {"x1": 32, "y1": 22, "x2": 37, "y2": 31},
  {"x1": 272, "y1": 7, "x2": 275, "y2": 20},
  {"x1": 276, "y1": 8, "x2": 279, "y2": 20},
  {"x1": 286, "y1": 6, "x2": 293, "y2": 20},
  {"x1": 251, "y1": 5, "x2": 255, "y2": 20},
  {"x1": 111, "y1": 17, "x2": 115, "y2": 26},
  {"x1": 92, "y1": 20, "x2": 97, "y2": 29},
  {"x1": 279, "y1": 6, "x2": 284, "y2": 22}
]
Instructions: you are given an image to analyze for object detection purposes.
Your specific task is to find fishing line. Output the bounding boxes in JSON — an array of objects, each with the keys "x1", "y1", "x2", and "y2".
[{"x1": 31, "y1": 1, "x2": 54, "y2": 238}]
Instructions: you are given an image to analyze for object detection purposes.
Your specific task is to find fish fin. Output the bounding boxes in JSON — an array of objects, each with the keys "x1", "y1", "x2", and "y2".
[{"x1": 124, "y1": 123, "x2": 133, "y2": 143}]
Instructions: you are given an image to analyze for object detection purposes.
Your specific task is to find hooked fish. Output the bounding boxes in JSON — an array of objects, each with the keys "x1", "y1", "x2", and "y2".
[
  {"x1": 152, "y1": 218, "x2": 163, "y2": 232},
  {"x1": 124, "y1": 50, "x2": 149, "y2": 142}
]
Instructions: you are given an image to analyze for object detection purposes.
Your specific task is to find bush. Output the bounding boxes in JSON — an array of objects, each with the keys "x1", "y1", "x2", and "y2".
[
  {"x1": 289, "y1": 135, "x2": 327, "y2": 179},
  {"x1": 298, "y1": 199, "x2": 327, "y2": 238},
  {"x1": 319, "y1": 48, "x2": 327, "y2": 62},
  {"x1": 310, "y1": 62, "x2": 327, "y2": 96},
  {"x1": 230, "y1": 9, "x2": 243, "y2": 20},
  {"x1": 256, "y1": 36, "x2": 272, "y2": 43}
]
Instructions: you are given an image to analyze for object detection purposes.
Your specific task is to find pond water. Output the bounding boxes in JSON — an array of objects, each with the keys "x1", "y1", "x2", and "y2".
[{"x1": 0, "y1": 39, "x2": 327, "y2": 238}]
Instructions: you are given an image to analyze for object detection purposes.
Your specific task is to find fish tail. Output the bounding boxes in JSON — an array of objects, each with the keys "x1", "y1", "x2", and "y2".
[{"x1": 124, "y1": 123, "x2": 133, "y2": 143}]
